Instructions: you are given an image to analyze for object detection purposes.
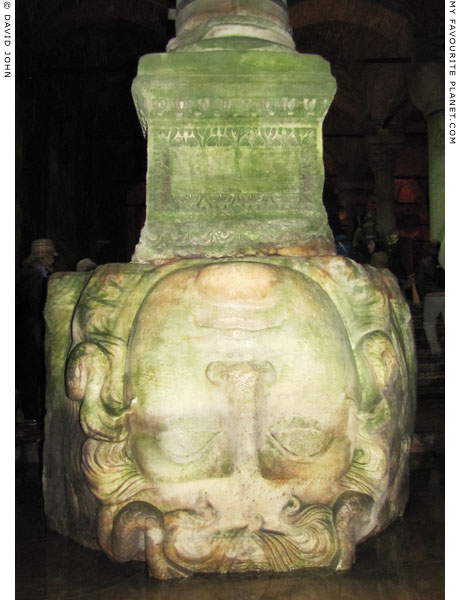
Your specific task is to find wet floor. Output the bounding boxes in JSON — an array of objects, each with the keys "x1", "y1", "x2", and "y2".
[{"x1": 16, "y1": 459, "x2": 444, "y2": 600}]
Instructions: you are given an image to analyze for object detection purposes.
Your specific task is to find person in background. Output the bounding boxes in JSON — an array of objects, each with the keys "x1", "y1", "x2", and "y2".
[
  {"x1": 16, "y1": 239, "x2": 58, "y2": 422},
  {"x1": 385, "y1": 230, "x2": 406, "y2": 286},
  {"x1": 369, "y1": 239, "x2": 389, "y2": 269},
  {"x1": 352, "y1": 211, "x2": 378, "y2": 262},
  {"x1": 416, "y1": 240, "x2": 445, "y2": 356}
]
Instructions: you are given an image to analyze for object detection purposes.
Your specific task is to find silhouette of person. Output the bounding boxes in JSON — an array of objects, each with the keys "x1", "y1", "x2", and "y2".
[{"x1": 416, "y1": 240, "x2": 444, "y2": 356}]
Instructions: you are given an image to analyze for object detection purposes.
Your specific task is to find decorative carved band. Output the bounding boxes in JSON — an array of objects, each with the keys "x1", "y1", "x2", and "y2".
[
  {"x1": 133, "y1": 87, "x2": 332, "y2": 126},
  {"x1": 138, "y1": 215, "x2": 332, "y2": 258},
  {"x1": 154, "y1": 126, "x2": 317, "y2": 147},
  {"x1": 153, "y1": 193, "x2": 312, "y2": 213}
]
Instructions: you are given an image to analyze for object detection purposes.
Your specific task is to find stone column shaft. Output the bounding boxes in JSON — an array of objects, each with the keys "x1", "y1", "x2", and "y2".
[
  {"x1": 366, "y1": 134, "x2": 404, "y2": 238},
  {"x1": 425, "y1": 110, "x2": 445, "y2": 248},
  {"x1": 409, "y1": 61, "x2": 444, "y2": 266}
]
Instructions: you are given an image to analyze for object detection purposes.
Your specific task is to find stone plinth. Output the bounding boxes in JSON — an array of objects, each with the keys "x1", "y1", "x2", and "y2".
[
  {"x1": 131, "y1": 49, "x2": 336, "y2": 262},
  {"x1": 44, "y1": 257, "x2": 416, "y2": 578}
]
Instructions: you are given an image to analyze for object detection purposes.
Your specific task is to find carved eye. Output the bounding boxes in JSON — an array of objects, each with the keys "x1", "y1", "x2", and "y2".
[
  {"x1": 156, "y1": 429, "x2": 219, "y2": 464},
  {"x1": 270, "y1": 428, "x2": 333, "y2": 459}
]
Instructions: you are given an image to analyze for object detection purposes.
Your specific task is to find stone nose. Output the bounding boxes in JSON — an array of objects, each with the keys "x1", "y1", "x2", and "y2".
[
  {"x1": 206, "y1": 360, "x2": 275, "y2": 476},
  {"x1": 206, "y1": 359, "x2": 286, "y2": 528}
]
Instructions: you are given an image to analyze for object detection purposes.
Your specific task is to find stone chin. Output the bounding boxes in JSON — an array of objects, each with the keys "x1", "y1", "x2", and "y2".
[{"x1": 68, "y1": 260, "x2": 413, "y2": 578}]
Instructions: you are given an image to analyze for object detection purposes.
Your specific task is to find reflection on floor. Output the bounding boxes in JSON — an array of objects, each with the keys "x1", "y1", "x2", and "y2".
[
  {"x1": 16, "y1": 304, "x2": 444, "y2": 600},
  {"x1": 15, "y1": 462, "x2": 444, "y2": 600}
]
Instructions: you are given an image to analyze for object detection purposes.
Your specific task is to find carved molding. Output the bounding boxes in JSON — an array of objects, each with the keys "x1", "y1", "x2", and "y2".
[
  {"x1": 132, "y1": 86, "x2": 333, "y2": 127},
  {"x1": 135, "y1": 217, "x2": 332, "y2": 260},
  {"x1": 132, "y1": 124, "x2": 330, "y2": 259},
  {"x1": 155, "y1": 125, "x2": 317, "y2": 147},
  {"x1": 149, "y1": 126, "x2": 320, "y2": 212}
]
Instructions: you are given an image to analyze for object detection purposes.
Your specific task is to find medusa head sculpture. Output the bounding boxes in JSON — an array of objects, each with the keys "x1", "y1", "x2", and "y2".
[{"x1": 63, "y1": 256, "x2": 415, "y2": 578}]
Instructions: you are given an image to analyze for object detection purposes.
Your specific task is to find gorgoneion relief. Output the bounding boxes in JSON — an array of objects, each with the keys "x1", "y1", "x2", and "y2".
[
  {"x1": 43, "y1": 0, "x2": 416, "y2": 580},
  {"x1": 53, "y1": 259, "x2": 415, "y2": 578}
]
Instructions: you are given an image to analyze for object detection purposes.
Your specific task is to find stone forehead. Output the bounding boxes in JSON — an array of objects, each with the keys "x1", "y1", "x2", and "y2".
[
  {"x1": 129, "y1": 262, "x2": 349, "y2": 347},
  {"x1": 139, "y1": 261, "x2": 337, "y2": 308},
  {"x1": 125, "y1": 263, "x2": 358, "y2": 412}
]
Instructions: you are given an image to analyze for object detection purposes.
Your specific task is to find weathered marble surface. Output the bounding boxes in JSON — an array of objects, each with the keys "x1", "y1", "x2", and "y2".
[
  {"x1": 44, "y1": 256, "x2": 416, "y2": 578},
  {"x1": 169, "y1": 0, "x2": 295, "y2": 52},
  {"x1": 43, "y1": 0, "x2": 416, "y2": 579},
  {"x1": 131, "y1": 32, "x2": 336, "y2": 262}
]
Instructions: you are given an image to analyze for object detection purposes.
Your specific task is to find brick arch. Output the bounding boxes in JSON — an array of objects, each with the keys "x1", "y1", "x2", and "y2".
[{"x1": 289, "y1": 0, "x2": 413, "y2": 52}]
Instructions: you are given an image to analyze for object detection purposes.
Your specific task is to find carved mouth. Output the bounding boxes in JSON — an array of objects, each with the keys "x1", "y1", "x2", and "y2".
[
  {"x1": 108, "y1": 491, "x2": 374, "y2": 579},
  {"x1": 161, "y1": 497, "x2": 340, "y2": 575}
]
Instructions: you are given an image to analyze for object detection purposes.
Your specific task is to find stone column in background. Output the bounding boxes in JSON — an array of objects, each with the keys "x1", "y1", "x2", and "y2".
[
  {"x1": 409, "y1": 61, "x2": 445, "y2": 267},
  {"x1": 366, "y1": 132, "x2": 404, "y2": 240}
]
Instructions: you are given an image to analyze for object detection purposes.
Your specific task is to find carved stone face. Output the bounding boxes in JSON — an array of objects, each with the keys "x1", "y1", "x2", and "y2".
[
  {"x1": 120, "y1": 263, "x2": 362, "y2": 574},
  {"x1": 63, "y1": 258, "x2": 415, "y2": 578}
]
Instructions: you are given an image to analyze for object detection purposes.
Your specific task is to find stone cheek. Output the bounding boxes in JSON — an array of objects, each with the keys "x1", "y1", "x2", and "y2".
[
  {"x1": 130, "y1": 51, "x2": 337, "y2": 261},
  {"x1": 44, "y1": 258, "x2": 416, "y2": 578}
]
